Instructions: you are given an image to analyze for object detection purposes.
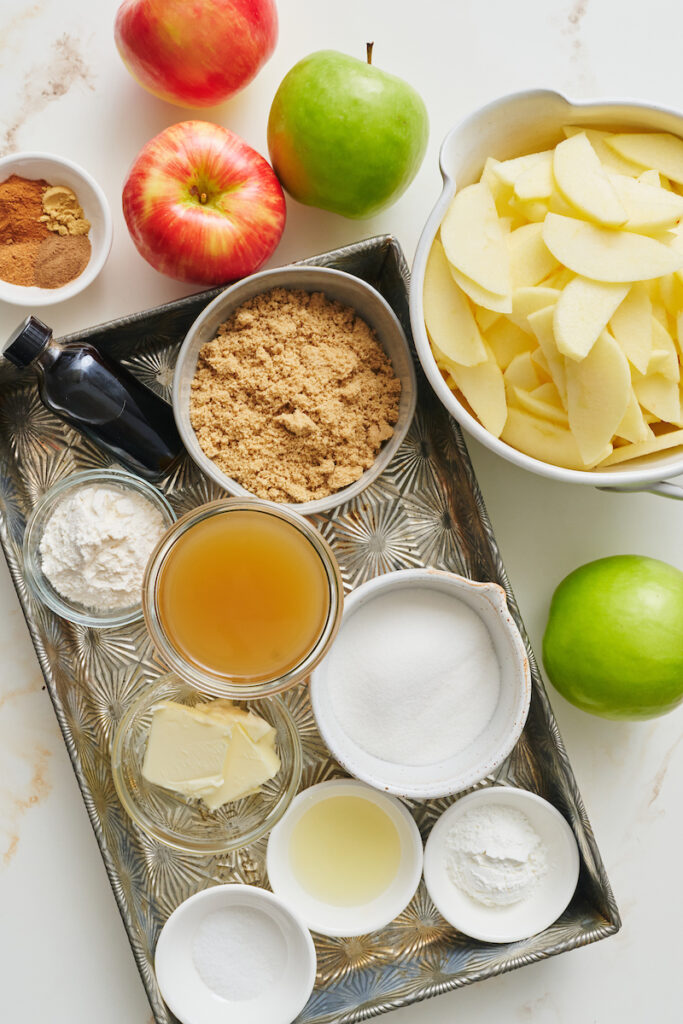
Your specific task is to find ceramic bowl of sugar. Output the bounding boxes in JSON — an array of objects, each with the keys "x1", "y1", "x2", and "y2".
[{"x1": 310, "y1": 568, "x2": 531, "y2": 799}]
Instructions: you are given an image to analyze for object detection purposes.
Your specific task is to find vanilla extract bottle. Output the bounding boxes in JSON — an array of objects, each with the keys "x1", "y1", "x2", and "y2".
[{"x1": 3, "y1": 315, "x2": 182, "y2": 479}]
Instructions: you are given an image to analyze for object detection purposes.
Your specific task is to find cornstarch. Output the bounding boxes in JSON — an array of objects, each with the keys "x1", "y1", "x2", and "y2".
[
  {"x1": 445, "y1": 803, "x2": 548, "y2": 906},
  {"x1": 327, "y1": 586, "x2": 501, "y2": 766},
  {"x1": 192, "y1": 906, "x2": 287, "y2": 1001},
  {"x1": 39, "y1": 484, "x2": 166, "y2": 611}
]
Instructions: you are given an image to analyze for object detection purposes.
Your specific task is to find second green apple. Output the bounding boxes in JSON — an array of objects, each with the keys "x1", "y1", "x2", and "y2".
[{"x1": 267, "y1": 46, "x2": 428, "y2": 219}]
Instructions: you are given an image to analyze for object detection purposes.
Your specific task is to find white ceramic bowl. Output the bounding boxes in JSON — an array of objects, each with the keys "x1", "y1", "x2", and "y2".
[
  {"x1": 173, "y1": 264, "x2": 417, "y2": 516},
  {"x1": 423, "y1": 786, "x2": 580, "y2": 943},
  {"x1": 266, "y1": 779, "x2": 424, "y2": 937},
  {"x1": 154, "y1": 884, "x2": 316, "y2": 1024},
  {"x1": 0, "y1": 151, "x2": 112, "y2": 306},
  {"x1": 410, "y1": 89, "x2": 683, "y2": 501},
  {"x1": 310, "y1": 568, "x2": 531, "y2": 799}
]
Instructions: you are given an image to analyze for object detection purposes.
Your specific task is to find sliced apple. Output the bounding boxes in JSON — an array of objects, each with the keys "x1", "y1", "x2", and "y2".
[
  {"x1": 564, "y1": 330, "x2": 631, "y2": 464},
  {"x1": 474, "y1": 306, "x2": 501, "y2": 332},
  {"x1": 656, "y1": 273, "x2": 683, "y2": 316},
  {"x1": 543, "y1": 267, "x2": 575, "y2": 289},
  {"x1": 504, "y1": 350, "x2": 541, "y2": 391},
  {"x1": 510, "y1": 385, "x2": 569, "y2": 427},
  {"x1": 616, "y1": 388, "x2": 653, "y2": 443},
  {"x1": 492, "y1": 150, "x2": 554, "y2": 188},
  {"x1": 485, "y1": 317, "x2": 535, "y2": 370},
  {"x1": 448, "y1": 264, "x2": 512, "y2": 314},
  {"x1": 481, "y1": 156, "x2": 513, "y2": 214},
  {"x1": 424, "y1": 240, "x2": 488, "y2": 367},
  {"x1": 553, "y1": 132, "x2": 627, "y2": 226},
  {"x1": 608, "y1": 173, "x2": 683, "y2": 233},
  {"x1": 508, "y1": 222, "x2": 559, "y2": 288},
  {"x1": 445, "y1": 347, "x2": 507, "y2": 437},
  {"x1": 531, "y1": 347, "x2": 553, "y2": 384},
  {"x1": 553, "y1": 277, "x2": 629, "y2": 360},
  {"x1": 440, "y1": 182, "x2": 511, "y2": 297},
  {"x1": 632, "y1": 369, "x2": 680, "y2": 422},
  {"x1": 598, "y1": 428, "x2": 683, "y2": 466},
  {"x1": 513, "y1": 152, "x2": 554, "y2": 201},
  {"x1": 609, "y1": 282, "x2": 653, "y2": 373},
  {"x1": 542, "y1": 213, "x2": 683, "y2": 282},
  {"x1": 562, "y1": 126, "x2": 644, "y2": 177},
  {"x1": 501, "y1": 405, "x2": 611, "y2": 470},
  {"x1": 648, "y1": 317, "x2": 680, "y2": 381},
  {"x1": 531, "y1": 381, "x2": 564, "y2": 409},
  {"x1": 527, "y1": 305, "x2": 567, "y2": 406},
  {"x1": 606, "y1": 132, "x2": 683, "y2": 184},
  {"x1": 508, "y1": 286, "x2": 560, "y2": 333}
]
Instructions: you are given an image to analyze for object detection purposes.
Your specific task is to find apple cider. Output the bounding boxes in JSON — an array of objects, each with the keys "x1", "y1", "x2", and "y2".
[{"x1": 156, "y1": 508, "x2": 330, "y2": 681}]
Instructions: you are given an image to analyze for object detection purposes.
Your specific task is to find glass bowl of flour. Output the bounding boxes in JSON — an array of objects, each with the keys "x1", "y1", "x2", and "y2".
[{"x1": 23, "y1": 468, "x2": 176, "y2": 628}]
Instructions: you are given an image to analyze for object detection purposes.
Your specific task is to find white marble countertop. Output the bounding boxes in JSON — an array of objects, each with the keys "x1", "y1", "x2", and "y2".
[{"x1": 0, "y1": 1, "x2": 681, "y2": 1021}]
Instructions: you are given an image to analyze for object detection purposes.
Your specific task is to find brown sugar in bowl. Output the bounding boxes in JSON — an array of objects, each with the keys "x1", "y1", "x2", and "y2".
[{"x1": 173, "y1": 265, "x2": 418, "y2": 516}]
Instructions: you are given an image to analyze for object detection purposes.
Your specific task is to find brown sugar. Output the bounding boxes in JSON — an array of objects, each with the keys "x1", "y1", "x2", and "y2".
[{"x1": 189, "y1": 288, "x2": 402, "y2": 503}]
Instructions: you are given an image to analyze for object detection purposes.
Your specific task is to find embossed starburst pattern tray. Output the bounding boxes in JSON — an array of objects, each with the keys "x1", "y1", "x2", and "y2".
[{"x1": 0, "y1": 236, "x2": 619, "y2": 1023}]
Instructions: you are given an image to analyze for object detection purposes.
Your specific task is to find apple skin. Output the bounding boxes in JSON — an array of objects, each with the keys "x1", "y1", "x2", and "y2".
[
  {"x1": 542, "y1": 555, "x2": 683, "y2": 720},
  {"x1": 114, "y1": 0, "x2": 278, "y2": 108},
  {"x1": 267, "y1": 49, "x2": 429, "y2": 219},
  {"x1": 122, "y1": 121, "x2": 286, "y2": 285}
]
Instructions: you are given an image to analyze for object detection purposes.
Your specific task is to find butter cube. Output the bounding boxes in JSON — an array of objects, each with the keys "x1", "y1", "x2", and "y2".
[
  {"x1": 202, "y1": 724, "x2": 281, "y2": 810},
  {"x1": 142, "y1": 701, "x2": 232, "y2": 799}
]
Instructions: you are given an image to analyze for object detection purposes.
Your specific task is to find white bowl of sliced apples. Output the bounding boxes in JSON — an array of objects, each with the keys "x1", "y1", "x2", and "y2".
[{"x1": 410, "y1": 89, "x2": 683, "y2": 499}]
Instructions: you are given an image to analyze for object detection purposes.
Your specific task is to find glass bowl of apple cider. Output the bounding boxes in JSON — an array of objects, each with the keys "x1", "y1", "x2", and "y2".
[{"x1": 142, "y1": 498, "x2": 344, "y2": 698}]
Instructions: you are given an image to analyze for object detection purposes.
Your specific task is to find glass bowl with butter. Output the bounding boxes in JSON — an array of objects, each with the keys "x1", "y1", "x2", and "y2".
[{"x1": 111, "y1": 674, "x2": 303, "y2": 855}]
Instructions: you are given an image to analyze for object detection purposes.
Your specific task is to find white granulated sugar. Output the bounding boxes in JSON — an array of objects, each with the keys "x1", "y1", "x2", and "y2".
[
  {"x1": 192, "y1": 906, "x2": 287, "y2": 1002},
  {"x1": 445, "y1": 803, "x2": 548, "y2": 907},
  {"x1": 327, "y1": 586, "x2": 501, "y2": 766},
  {"x1": 39, "y1": 484, "x2": 166, "y2": 611}
]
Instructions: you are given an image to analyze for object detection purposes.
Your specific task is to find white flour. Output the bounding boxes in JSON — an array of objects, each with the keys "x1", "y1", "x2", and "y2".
[
  {"x1": 445, "y1": 803, "x2": 548, "y2": 907},
  {"x1": 192, "y1": 906, "x2": 287, "y2": 1002},
  {"x1": 327, "y1": 586, "x2": 501, "y2": 766},
  {"x1": 39, "y1": 484, "x2": 166, "y2": 611}
]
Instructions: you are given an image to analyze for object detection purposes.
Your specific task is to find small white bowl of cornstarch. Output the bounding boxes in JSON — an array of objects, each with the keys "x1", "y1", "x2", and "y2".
[
  {"x1": 172, "y1": 265, "x2": 417, "y2": 516},
  {"x1": 23, "y1": 468, "x2": 176, "y2": 628},
  {"x1": 310, "y1": 568, "x2": 531, "y2": 799}
]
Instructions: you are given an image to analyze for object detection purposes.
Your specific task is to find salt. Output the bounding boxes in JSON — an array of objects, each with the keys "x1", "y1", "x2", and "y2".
[
  {"x1": 192, "y1": 906, "x2": 287, "y2": 1002},
  {"x1": 327, "y1": 586, "x2": 501, "y2": 766}
]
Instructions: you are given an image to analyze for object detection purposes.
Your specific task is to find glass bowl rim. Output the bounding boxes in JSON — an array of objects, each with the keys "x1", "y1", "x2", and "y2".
[
  {"x1": 111, "y1": 673, "x2": 304, "y2": 855},
  {"x1": 22, "y1": 468, "x2": 177, "y2": 628},
  {"x1": 142, "y1": 497, "x2": 344, "y2": 698}
]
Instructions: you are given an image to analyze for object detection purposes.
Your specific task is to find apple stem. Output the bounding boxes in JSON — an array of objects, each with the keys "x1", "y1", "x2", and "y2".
[
  {"x1": 190, "y1": 184, "x2": 208, "y2": 204},
  {"x1": 366, "y1": 41, "x2": 374, "y2": 65}
]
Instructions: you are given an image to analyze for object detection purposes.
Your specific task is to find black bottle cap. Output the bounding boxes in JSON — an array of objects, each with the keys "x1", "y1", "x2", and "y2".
[{"x1": 3, "y1": 316, "x2": 53, "y2": 368}]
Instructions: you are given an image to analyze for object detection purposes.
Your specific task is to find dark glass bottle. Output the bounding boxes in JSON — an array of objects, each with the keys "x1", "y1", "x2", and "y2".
[{"x1": 3, "y1": 316, "x2": 182, "y2": 479}]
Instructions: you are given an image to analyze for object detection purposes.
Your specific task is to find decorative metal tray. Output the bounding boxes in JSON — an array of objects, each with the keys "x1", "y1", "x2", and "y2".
[{"x1": 0, "y1": 236, "x2": 620, "y2": 1023}]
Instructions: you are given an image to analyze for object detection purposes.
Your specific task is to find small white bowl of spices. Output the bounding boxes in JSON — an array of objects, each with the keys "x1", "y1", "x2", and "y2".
[
  {"x1": 310, "y1": 568, "x2": 531, "y2": 799},
  {"x1": 423, "y1": 786, "x2": 581, "y2": 943},
  {"x1": 0, "y1": 152, "x2": 112, "y2": 306},
  {"x1": 23, "y1": 468, "x2": 175, "y2": 628},
  {"x1": 173, "y1": 265, "x2": 417, "y2": 516}
]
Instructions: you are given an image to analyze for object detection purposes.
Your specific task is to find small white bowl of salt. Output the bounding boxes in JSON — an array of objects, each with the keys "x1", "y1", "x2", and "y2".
[
  {"x1": 154, "y1": 884, "x2": 316, "y2": 1024},
  {"x1": 310, "y1": 568, "x2": 531, "y2": 799}
]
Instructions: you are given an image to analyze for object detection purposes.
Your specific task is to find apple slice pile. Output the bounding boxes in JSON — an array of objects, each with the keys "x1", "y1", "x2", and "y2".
[{"x1": 424, "y1": 127, "x2": 683, "y2": 471}]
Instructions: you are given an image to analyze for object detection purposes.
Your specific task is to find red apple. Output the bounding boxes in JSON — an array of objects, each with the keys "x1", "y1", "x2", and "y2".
[
  {"x1": 122, "y1": 121, "x2": 286, "y2": 284},
  {"x1": 114, "y1": 0, "x2": 278, "y2": 108}
]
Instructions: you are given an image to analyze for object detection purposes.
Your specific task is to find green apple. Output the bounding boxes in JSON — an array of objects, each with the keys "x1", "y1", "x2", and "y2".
[
  {"x1": 542, "y1": 555, "x2": 683, "y2": 720},
  {"x1": 267, "y1": 46, "x2": 428, "y2": 218}
]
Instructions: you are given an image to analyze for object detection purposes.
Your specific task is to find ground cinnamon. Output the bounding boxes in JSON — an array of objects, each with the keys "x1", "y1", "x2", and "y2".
[{"x1": 0, "y1": 174, "x2": 91, "y2": 288}]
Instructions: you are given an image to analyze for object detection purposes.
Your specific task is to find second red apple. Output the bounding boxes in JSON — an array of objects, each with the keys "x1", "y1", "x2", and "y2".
[{"x1": 122, "y1": 121, "x2": 286, "y2": 285}]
